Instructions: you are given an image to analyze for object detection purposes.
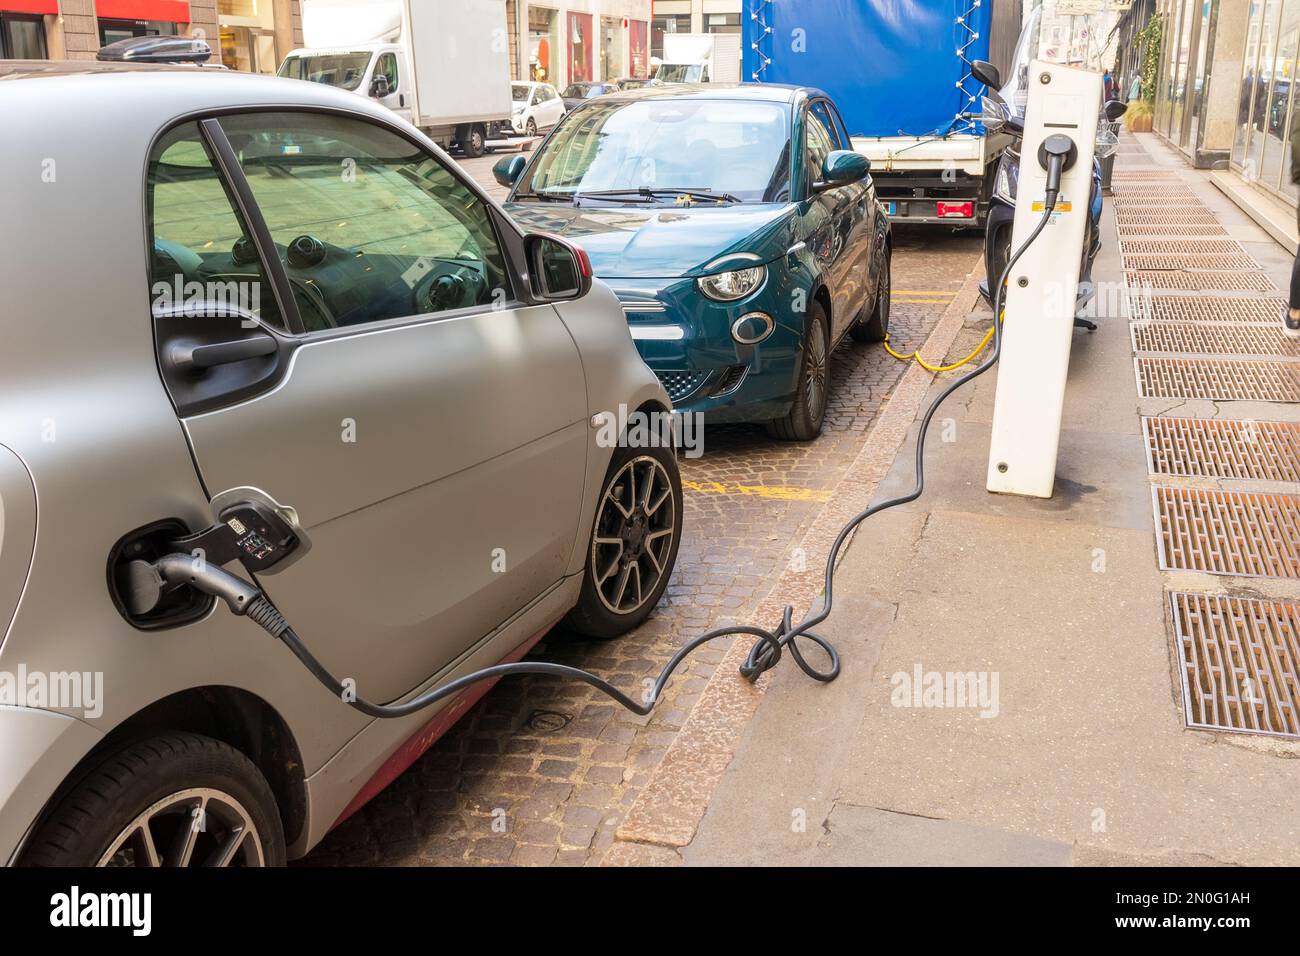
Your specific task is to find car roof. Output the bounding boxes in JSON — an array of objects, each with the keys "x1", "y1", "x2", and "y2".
[
  {"x1": 0, "y1": 59, "x2": 398, "y2": 127},
  {"x1": 594, "y1": 83, "x2": 823, "y2": 105}
]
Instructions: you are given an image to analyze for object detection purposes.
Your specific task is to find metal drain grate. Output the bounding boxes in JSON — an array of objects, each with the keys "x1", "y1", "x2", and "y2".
[
  {"x1": 1111, "y1": 199, "x2": 1208, "y2": 211},
  {"x1": 1112, "y1": 173, "x2": 1181, "y2": 181},
  {"x1": 1144, "y1": 417, "x2": 1300, "y2": 482},
  {"x1": 1125, "y1": 270, "x2": 1276, "y2": 292},
  {"x1": 1170, "y1": 592, "x2": 1300, "y2": 738},
  {"x1": 1120, "y1": 238, "x2": 1243, "y2": 255},
  {"x1": 1131, "y1": 322, "x2": 1300, "y2": 358},
  {"x1": 1111, "y1": 183, "x2": 1197, "y2": 197},
  {"x1": 1127, "y1": 294, "x2": 1286, "y2": 324},
  {"x1": 1154, "y1": 486, "x2": 1300, "y2": 578},
  {"x1": 1122, "y1": 253, "x2": 1259, "y2": 271},
  {"x1": 1115, "y1": 209, "x2": 1219, "y2": 225},
  {"x1": 1135, "y1": 357, "x2": 1300, "y2": 402},
  {"x1": 1114, "y1": 223, "x2": 1228, "y2": 237}
]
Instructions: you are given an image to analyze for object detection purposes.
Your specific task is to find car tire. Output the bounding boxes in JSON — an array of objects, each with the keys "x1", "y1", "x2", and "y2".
[
  {"x1": 766, "y1": 300, "x2": 830, "y2": 441},
  {"x1": 850, "y1": 248, "x2": 891, "y2": 343},
  {"x1": 564, "y1": 442, "x2": 682, "y2": 640},
  {"x1": 461, "y1": 124, "x2": 487, "y2": 159},
  {"x1": 526, "y1": 118, "x2": 538, "y2": 137},
  {"x1": 19, "y1": 732, "x2": 285, "y2": 867}
]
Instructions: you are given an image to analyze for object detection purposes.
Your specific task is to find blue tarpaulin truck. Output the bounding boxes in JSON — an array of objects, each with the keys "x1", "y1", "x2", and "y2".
[{"x1": 744, "y1": 0, "x2": 1020, "y2": 227}]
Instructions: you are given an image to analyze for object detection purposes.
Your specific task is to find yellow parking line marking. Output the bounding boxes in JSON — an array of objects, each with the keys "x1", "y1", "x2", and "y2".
[
  {"x1": 893, "y1": 290, "x2": 957, "y2": 296},
  {"x1": 683, "y1": 480, "x2": 832, "y2": 503},
  {"x1": 891, "y1": 298, "x2": 954, "y2": 304}
]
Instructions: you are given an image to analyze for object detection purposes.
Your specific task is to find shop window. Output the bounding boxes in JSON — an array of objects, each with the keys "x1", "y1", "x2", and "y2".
[
  {"x1": 528, "y1": 6, "x2": 559, "y2": 83},
  {"x1": 600, "y1": 16, "x2": 623, "y2": 81},
  {"x1": 0, "y1": 13, "x2": 45, "y2": 58},
  {"x1": 629, "y1": 20, "x2": 648, "y2": 78},
  {"x1": 569, "y1": 12, "x2": 593, "y2": 84},
  {"x1": 98, "y1": 18, "x2": 176, "y2": 48},
  {"x1": 1260, "y1": 2, "x2": 1300, "y2": 191}
]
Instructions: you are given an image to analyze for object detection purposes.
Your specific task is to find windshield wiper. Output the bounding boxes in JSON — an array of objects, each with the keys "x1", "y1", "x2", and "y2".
[
  {"x1": 574, "y1": 187, "x2": 741, "y2": 205},
  {"x1": 513, "y1": 189, "x2": 573, "y2": 202}
]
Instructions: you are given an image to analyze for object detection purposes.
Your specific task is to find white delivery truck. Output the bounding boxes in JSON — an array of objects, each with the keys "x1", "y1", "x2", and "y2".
[
  {"x1": 657, "y1": 33, "x2": 741, "y2": 84},
  {"x1": 278, "y1": 0, "x2": 511, "y2": 157}
]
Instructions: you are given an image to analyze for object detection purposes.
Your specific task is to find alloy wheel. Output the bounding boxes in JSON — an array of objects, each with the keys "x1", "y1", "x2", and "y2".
[
  {"x1": 804, "y1": 315, "x2": 828, "y2": 425},
  {"x1": 591, "y1": 456, "x2": 677, "y2": 615},
  {"x1": 98, "y1": 787, "x2": 266, "y2": 867}
]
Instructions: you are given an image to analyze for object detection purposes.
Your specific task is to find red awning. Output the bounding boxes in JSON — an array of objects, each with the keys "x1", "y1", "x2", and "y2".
[
  {"x1": 1, "y1": 1, "x2": 59, "y2": 14},
  {"x1": 94, "y1": 0, "x2": 191, "y2": 23}
]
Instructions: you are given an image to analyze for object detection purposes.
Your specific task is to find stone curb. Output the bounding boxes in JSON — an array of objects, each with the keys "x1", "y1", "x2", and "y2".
[{"x1": 605, "y1": 262, "x2": 988, "y2": 864}]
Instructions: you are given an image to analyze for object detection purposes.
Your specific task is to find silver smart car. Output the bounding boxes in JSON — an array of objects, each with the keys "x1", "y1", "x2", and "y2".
[{"x1": 0, "y1": 62, "x2": 681, "y2": 865}]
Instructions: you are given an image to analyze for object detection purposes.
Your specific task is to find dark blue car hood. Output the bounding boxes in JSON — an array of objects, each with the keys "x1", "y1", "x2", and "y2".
[{"x1": 504, "y1": 201, "x2": 798, "y2": 279}]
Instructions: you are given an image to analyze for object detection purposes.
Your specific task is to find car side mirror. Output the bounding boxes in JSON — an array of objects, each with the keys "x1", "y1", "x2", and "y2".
[
  {"x1": 1104, "y1": 99, "x2": 1128, "y2": 122},
  {"x1": 493, "y1": 154, "x2": 527, "y2": 188},
  {"x1": 971, "y1": 59, "x2": 1001, "y2": 90},
  {"x1": 523, "y1": 233, "x2": 592, "y2": 302},
  {"x1": 369, "y1": 74, "x2": 390, "y2": 98},
  {"x1": 815, "y1": 150, "x2": 871, "y2": 192}
]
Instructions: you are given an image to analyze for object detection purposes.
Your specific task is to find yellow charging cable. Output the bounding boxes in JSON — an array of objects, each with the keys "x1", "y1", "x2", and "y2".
[{"x1": 883, "y1": 309, "x2": 1004, "y2": 373}]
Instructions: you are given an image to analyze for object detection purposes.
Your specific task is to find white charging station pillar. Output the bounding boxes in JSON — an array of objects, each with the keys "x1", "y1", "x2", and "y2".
[{"x1": 986, "y1": 61, "x2": 1103, "y2": 498}]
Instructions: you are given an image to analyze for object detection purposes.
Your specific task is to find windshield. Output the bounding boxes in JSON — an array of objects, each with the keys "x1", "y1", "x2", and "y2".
[
  {"x1": 278, "y1": 52, "x2": 373, "y2": 91},
  {"x1": 1001, "y1": 1, "x2": 1122, "y2": 117},
  {"x1": 517, "y1": 98, "x2": 791, "y2": 204},
  {"x1": 512, "y1": 83, "x2": 532, "y2": 102},
  {"x1": 657, "y1": 64, "x2": 704, "y2": 84}
]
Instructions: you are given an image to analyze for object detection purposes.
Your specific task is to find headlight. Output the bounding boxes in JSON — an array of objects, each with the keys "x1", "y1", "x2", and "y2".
[
  {"x1": 980, "y1": 95, "x2": 1006, "y2": 132},
  {"x1": 697, "y1": 265, "x2": 767, "y2": 302},
  {"x1": 994, "y1": 150, "x2": 1019, "y2": 203}
]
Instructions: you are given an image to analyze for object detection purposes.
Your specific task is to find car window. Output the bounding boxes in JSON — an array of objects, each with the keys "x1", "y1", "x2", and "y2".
[
  {"x1": 146, "y1": 122, "x2": 285, "y2": 330},
  {"x1": 217, "y1": 111, "x2": 510, "y2": 332},
  {"x1": 804, "y1": 105, "x2": 836, "y2": 190},
  {"x1": 374, "y1": 52, "x2": 398, "y2": 92},
  {"x1": 809, "y1": 101, "x2": 843, "y2": 150}
]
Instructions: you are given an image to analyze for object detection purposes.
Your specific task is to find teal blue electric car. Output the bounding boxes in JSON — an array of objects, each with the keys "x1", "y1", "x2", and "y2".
[{"x1": 494, "y1": 84, "x2": 892, "y2": 440}]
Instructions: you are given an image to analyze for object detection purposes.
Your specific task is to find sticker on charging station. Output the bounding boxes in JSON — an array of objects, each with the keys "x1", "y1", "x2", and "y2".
[{"x1": 1030, "y1": 195, "x2": 1073, "y2": 217}]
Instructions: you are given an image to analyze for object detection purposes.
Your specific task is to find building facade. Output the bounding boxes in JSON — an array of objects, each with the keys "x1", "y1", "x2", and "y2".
[
  {"x1": 650, "y1": 0, "x2": 740, "y2": 59},
  {"x1": 510, "y1": 0, "x2": 652, "y2": 87},
  {"x1": 0, "y1": 0, "x2": 301, "y2": 68}
]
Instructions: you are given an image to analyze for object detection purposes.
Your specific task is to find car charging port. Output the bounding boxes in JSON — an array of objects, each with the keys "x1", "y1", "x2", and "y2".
[{"x1": 107, "y1": 519, "x2": 215, "y2": 630}]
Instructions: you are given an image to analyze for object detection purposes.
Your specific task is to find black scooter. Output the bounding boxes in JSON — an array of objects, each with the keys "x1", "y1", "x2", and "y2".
[{"x1": 972, "y1": 59, "x2": 1126, "y2": 329}]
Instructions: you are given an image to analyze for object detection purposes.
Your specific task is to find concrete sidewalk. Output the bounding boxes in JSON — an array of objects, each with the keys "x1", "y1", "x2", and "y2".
[{"x1": 677, "y1": 135, "x2": 1300, "y2": 866}]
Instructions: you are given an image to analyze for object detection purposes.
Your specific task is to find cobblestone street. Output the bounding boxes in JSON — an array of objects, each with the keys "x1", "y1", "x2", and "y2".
[{"x1": 302, "y1": 153, "x2": 984, "y2": 865}]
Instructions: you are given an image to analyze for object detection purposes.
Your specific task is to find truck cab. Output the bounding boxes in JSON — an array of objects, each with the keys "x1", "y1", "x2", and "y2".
[{"x1": 279, "y1": 42, "x2": 412, "y2": 125}]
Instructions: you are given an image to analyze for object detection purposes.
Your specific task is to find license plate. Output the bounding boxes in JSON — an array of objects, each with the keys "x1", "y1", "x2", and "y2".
[{"x1": 885, "y1": 202, "x2": 897, "y2": 215}]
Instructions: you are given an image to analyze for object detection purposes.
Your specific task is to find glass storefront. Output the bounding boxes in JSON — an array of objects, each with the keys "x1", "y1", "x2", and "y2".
[
  {"x1": 599, "y1": 15, "x2": 623, "y2": 80},
  {"x1": 219, "y1": 0, "x2": 277, "y2": 74},
  {"x1": 529, "y1": 6, "x2": 559, "y2": 83},
  {"x1": 1232, "y1": 0, "x2": 1300, "y2": 200}
]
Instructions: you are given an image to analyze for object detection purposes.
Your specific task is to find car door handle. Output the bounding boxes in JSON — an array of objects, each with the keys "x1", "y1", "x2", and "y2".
[{"x1": 166, "y1": 333, "x2": 278, "y2": 373}]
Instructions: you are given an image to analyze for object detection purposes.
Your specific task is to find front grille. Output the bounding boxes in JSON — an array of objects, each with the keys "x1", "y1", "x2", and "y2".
[{"x1": 656, "y1": 370, "x2": 706, "y2": 403}]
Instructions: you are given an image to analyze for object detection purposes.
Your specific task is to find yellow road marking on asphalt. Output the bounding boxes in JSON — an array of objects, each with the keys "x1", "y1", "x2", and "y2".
[
  {"x1": 891, "y1": 298, "x2": 955, "y2": 304},
  {"x1": 683, "y1": 480, "x2": 833, "y2": 503},
  {"x1": 893, "y1": 290, "x2": 957, "y2": 296}
]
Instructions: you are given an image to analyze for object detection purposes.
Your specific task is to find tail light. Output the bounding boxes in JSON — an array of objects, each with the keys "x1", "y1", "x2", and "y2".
[{"x1": 936, "y1": 201, "x2": 974, "y2": 219}]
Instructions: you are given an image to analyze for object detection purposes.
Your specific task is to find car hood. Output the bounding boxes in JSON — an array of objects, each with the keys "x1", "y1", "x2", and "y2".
[{"x1": 504, "y1": 201, "x2": 797, "y2": 279}]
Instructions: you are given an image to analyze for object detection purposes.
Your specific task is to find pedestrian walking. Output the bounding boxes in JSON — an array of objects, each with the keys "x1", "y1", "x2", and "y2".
[
  {"x1": 1128, "y1": 74, "x2": 1141, "y2": 102},
  {"x1": 1103, "y1": 69, "x2": 1115, "y2": 101}
]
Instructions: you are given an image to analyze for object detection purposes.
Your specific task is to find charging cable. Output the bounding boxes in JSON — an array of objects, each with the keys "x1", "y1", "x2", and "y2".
[{"x1": 146, "y1": 149, "x2": 1071, "y2": 721}]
